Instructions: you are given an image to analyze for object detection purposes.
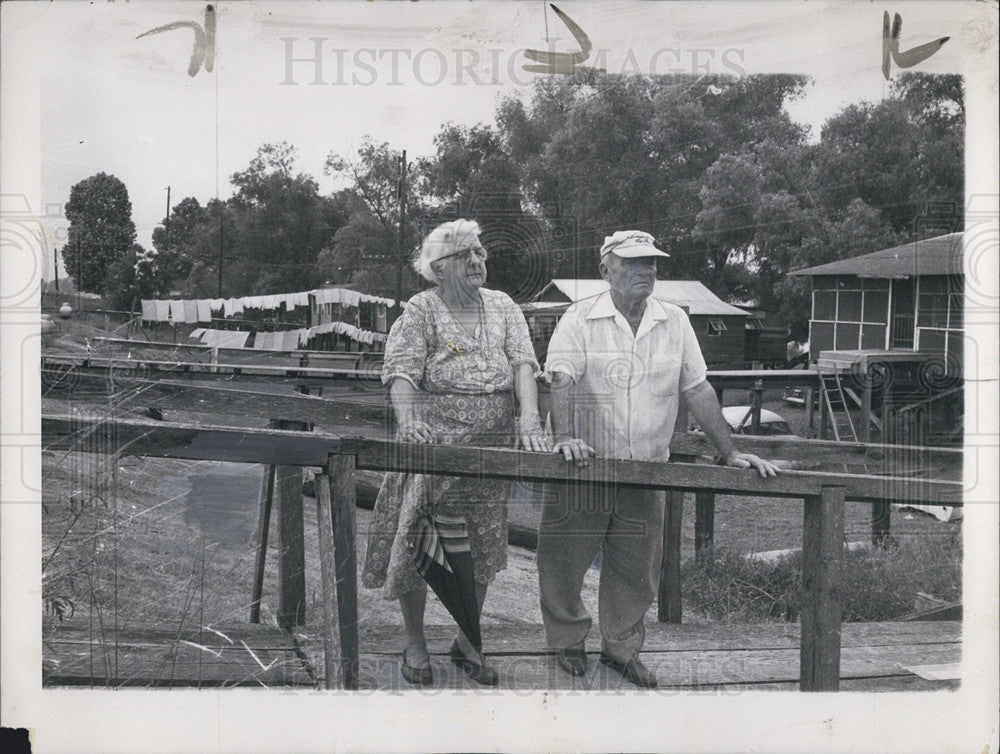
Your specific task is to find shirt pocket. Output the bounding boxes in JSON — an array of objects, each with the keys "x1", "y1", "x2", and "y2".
[
  {"x1": 642, "y1": 354, "x2": 682, "y2": 396},
  {"x1": 586, "y1": 349, "x2": 636, "y2": 393}
]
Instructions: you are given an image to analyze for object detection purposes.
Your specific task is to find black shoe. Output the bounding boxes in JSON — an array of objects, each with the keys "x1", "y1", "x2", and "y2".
[
  {"x1": 450, "y1": 640, "x2": 499, "y2": 686},
  {"x1": 401, "y1": 648, "x2": 433, "y2": 686},
  {"x1": 599, "y1": 652, "x2": 658, "y2": 688},
  {"x1": 555, "y1": 647, "x2": 588, "y2": 677}
]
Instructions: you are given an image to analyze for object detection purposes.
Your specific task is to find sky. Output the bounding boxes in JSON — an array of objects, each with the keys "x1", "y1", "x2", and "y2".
[{"x1": 3, "y1": 0, "x2": 980, "y2": 280}]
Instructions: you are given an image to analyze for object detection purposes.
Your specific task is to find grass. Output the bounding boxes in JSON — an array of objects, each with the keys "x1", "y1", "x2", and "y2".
[{"x1": 682, "y1": 531, "x2": 962, "y2": 623}]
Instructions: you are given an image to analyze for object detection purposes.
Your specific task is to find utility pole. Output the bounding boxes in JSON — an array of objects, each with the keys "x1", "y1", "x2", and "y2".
[
  {"x1": 164, "y1": 186, "x2": 172, "y2": 250},
  {"x1": 53, "y1": 245, "x2": 60, "y2": 292},
  {"x1": 395, "y1": 149, "x2": 407, "y2": 311},
  {"x1": 217, "y1": 212, "x2": 224, "y2": 298}
]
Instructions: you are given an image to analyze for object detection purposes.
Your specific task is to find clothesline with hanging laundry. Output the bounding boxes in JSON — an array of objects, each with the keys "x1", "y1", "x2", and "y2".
[
  {"x1": 140, "y1": 287, "x2": 396, "y2": 324},
  {"x1": 188, "y1": 320, "x2": 387, "y2": 350},
  {"x1": 188, "y1": 329, "x2": 252, "y2": 349}
]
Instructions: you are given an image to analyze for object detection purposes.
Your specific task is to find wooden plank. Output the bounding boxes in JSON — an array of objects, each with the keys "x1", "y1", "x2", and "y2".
[
  {"x1": 669, "y1": 432, "x2": 962, "y2": 478},
  {"x1": 800, "y1": 486, "x2": 845, "y2": 691},
  {"x1": 276, "y1": 419, "x2": 307, "y2": 629},
  {"x1": 705, "y1": 370, "x2": 820, "y2": 390},
  {"x1": 330, "y1": 454, "x2": 360, "y2": 690},
  {"x1": 339, "y1": 439, "x2": 964, "y2": 505},
  {"x1": 43, "y1": 621, "x2": 311, "y2": 687},
  {"x1": 299, "y1": 640, "x2": 959, "y2": 691},
  {"x1": 92, "y1": 336, "x2": 378, "y2": 362},
  {"x1": 340, "y1": 620, "x2": 959, "y2": 655},
  {"x1": 249, "y1": 465, "x2": 275, "y2": 623},
  {"x1": 315, "y1": 473, "x2": 340, "y2": 690},
  {"x1": 43, "y1": 353, "x2": 379, "y2": 381},
  {"x1": 42, "y1": 376, "x2": 961, "y2": 478},
  {"x1": 41, "y1": 415, "x2": 964, "y2": 504},
  {"x1": 42, "y1": 414, "x2": 344, "y2": 466},
  {"x1": 694, "y1": 491, "x2": 715, "y2": 562},
  {"x1": 42, "y1": 373, "x2": 390, "y2": 426},
  {"x1": 658, "y1": 491, "x2": 683, "y2": 623}
]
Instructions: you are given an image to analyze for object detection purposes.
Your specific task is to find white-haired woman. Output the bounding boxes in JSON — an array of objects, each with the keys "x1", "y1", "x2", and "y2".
[{"x1": 362, "y1": 219, "x2": 550, "y2": 686}]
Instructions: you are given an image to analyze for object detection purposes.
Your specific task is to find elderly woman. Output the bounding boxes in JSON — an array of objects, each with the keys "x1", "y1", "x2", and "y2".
[{"x1": 362, "y1": 219, "x2": 549, "y2": 686}]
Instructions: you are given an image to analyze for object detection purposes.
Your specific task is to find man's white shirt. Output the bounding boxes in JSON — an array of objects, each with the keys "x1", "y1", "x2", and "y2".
[{"x1": 545, "y1": 291, "x2": 708, "y2": 462}]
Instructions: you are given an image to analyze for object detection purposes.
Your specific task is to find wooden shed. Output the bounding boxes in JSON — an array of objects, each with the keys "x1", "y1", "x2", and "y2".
[
  {"x1": 791, "y1": 232, "x2": 963, "y2": 368},
  {"x1": 530, "y1": 279, "x2": 749, "y2": 368},
  {"x1": 789, "y1": 232, "x2": 964, "y2": 445}
]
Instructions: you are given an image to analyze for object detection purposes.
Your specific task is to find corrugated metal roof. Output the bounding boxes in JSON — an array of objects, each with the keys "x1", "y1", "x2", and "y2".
[
  {"x1": 542, "y1": 280, "x2": 748, "y2": 316},
  {"x1": 790, "y1": 232, "x2": 963, "y2": 278}
]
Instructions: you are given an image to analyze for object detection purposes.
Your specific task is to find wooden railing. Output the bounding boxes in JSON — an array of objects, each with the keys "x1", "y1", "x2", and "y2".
[{"x1": 42, "y1": 413, "x2": 963, "y2": 693}]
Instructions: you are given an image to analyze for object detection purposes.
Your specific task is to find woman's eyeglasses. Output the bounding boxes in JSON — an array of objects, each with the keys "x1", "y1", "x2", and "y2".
[{"x1": 439, "y1": 245, "x2": 488, "y2": 263}]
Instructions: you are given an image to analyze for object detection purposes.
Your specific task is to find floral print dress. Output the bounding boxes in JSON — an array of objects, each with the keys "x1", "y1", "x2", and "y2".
[{"x1": 361, "y1": 288, "x2": 539, "y2": 599}]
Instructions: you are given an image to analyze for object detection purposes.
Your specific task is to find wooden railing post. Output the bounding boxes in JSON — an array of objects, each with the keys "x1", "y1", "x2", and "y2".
[
  {"x1": 314, "y1": 471, "x2": 340, "y2": 690},
  {"x1": 694, "y1": 491, "x2": 715, "y2": 563},
  {"x1": 750, "y1": 378, "x2": 763, "y2": 434},
  {"x1": 249, "y1": 465, "x2": 275, "y2": 623},
  {"x1": 275, "y1": 418, "x2": 308, "y2": 629},
  {"x1": 800, "y1": 485, "x2": 845, "y2": 691},
  {"x1": 871, "y1": 500, "x2": 891, "y2": 547},
  {"x1": 657, "y1": 490, "x2": 684, "y2": 623},
  {"x1": 327, "y1": 453, "x2": 359, "y2": 689}
]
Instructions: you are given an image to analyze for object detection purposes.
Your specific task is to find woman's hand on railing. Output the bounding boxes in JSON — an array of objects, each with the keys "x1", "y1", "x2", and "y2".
[
  {"x1": 517, "y1": 414, "x2": 551, "y2": 453},
  {"x1": 396, "y1": 420, "x2": 437, "y2": 444},
  {"x1": 552, "y1": 435, "x2": 595, "y2": 467}
]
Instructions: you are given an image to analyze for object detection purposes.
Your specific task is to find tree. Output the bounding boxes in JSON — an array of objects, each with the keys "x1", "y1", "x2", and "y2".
[
  {"x1": 229, "y1": 142, "x2": 346, "y2": 293},
  {"x1": 322, "y1": 139, "x2": 424, "y2": 299},
  {"x1": 148, "y1": 144, "x2": 348, "y2": 297},
  {"x1": 150, "y1": 196, "x2": 209, "y2": 289},
  {"x1": 774, "y1": 198, "x2": 899, "y2": 337},
  {"x1": 61, "y1": 173, "x2": 137, "y2": 296},
  {"x1": 418, "y1": 123, "x2": 546, "y2": 298}
]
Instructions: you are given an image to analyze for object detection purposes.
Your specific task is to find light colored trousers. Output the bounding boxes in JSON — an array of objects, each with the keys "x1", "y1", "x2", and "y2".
[{"x1": 536, "y1": 482, "x2": 665, "y2": 662}]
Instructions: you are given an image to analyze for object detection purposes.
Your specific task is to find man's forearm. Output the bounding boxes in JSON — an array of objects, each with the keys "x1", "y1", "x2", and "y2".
[
  {"x1": 683, "y1": 380, "x2": 736, "y2": 460},
  {"x1": 548, "y1": 371, "x2": 575, "y2": 439}
]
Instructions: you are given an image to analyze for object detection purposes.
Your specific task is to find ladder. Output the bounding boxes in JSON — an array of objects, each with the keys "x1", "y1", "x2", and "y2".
[{"x1": 818, "y1": 369, "x2": 858, "y2": 442}]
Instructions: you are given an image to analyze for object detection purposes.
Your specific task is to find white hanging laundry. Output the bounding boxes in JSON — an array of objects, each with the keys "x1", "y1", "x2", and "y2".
[
  {"x1": 197, "y1": 300, "x2": 212, "y2": 322},
  {"x1": 154, "y1": 300, "x2": 171, "y2": 321},
  {"x1": 189, "y1": 328, "x2": 206, "y2": 341},
  {"x1": 265, "y1": 331, "x2": 285, "y2": 351},
  {"x1": 183, "y1": 300, "x2": 198, "y2": 323},
  {"x1": 167, "y1": 300, "x2": 184, "y2": 322},
  {"x1": 217, "y1": 330, "x2": 250, "y2": 348},
  {"x1": 281, "y1": 329, "x2": 301, "y2": 351},
  {"x1": 141, "y1": 300, "x2": 156, "y2": 322}
]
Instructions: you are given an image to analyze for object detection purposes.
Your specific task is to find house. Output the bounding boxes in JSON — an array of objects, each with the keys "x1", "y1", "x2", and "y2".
[
  {"x1": 789, "y1": 232, "x2": 963, "y2": 444},
  {"x1": 528, "y1": 279, "x2": 749, "y2": 367},
  {"x1": 735, "y1": 305, "x2": 791, "y2": 368}
]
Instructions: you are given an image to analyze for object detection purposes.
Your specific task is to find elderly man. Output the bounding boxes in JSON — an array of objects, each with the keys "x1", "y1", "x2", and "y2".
[{"x1": 539, "y1": 230, "x2": 779, "y2": 688}]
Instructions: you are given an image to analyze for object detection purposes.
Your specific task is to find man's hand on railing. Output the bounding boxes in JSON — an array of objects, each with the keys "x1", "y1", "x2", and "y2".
[
  {"x1": 721, "y1": 450, "x2": 781, "y2": 478},
  {"x1": 517, "y1": 414, "x2": 552, "y2": 453},
  {"x1": 396, "y1": 420, "x2": 436, "y2": 444},
  {"x1": 552, "y1": 435, "x2": 596, "y2": 467}
]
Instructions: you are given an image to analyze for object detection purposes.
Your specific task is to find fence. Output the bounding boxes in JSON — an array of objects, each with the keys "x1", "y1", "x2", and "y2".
[{"x1": 41, "y1": 413, "x2": 963, "y2": 693}]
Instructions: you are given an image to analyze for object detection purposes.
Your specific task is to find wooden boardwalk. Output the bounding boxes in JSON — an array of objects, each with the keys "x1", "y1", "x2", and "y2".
[
  {"x1": 43, "y1": 621, "x2": 313, "y2": 688},
  {"x1": 44, "y1": 619, "x2": 959, "y2": 692}
]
